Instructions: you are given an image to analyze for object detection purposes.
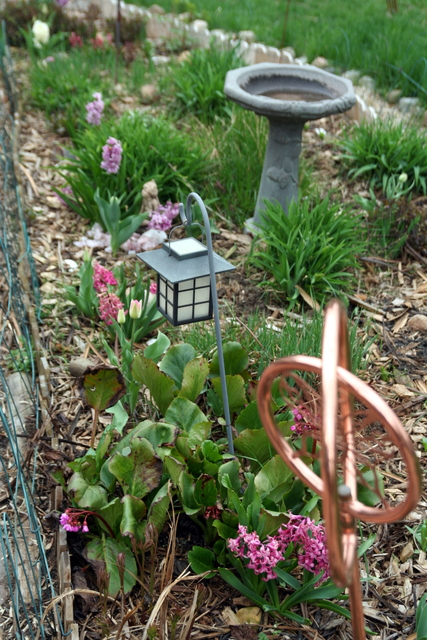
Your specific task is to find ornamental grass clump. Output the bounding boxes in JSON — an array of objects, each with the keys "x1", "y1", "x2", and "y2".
[
  {"x1": 249, "y1": 196, "x2": 366, "y2": 305},
  {"x1": 339, "y1": 119, "x2": 427, "y2": 196}
]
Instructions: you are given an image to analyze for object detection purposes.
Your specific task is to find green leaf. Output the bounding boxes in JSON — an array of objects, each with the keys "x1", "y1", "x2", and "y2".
[
  {"x1": 116, "y1": 213, "x2": 146, "y2": 248},
  {"x1": 234, "y1": 428, "x2": 276, "y2": 468},
  {"x1": 148, "y1": 482, "x2": 170, "y2": 532},
  {"x1": 108, "y1": 437, "x2": 163, "y2": 498},
  {"x1": 86, "y1": 536, "x2": 137, "y2": 597},
  {"x1": 81, "y1": 366, "x2": 126, "y2": 411},
  {"x1": 179, "y1": 472, "x2": 202, "y2": 515},
  {"x1": 254, "y1": 455, "x2": 294, "y2": 501},
  {"x1": 357, "y1": 468, "x2": 384, "y2": 507},
  {"x1": 159, "y1": 343, "x2": 196, "y2": 387},
  {"x1": 211, "y1": 374, "x2": 246, "y2": 414},
  {"x1": 105, "y1": 401, "x2": 129, "y2": 435},
  {"x1": 67, "y1": 472, "x2": 108, "y2": 510},
  {"x1": 132, "y1": 354, "x2": 175, "y2": 416},
  {"x1": 218, "y1": 460, "x2": 242, "y2": 494},
  {"x1": 121, "y1": 494, "x2": 147, "y2": 538},
  {"x1": 235, "y1": 401, "x2": 263, "y2": 433},
  {"x1": 188, "y1": 546, "x2": 215, "y2": 576},
  {"x1": 210, "y1": 342, "x2": 249, "y2": 376},
  {"x1": 219, "y1": 568, "x2": 270, "y2": 609},
  {"x1": 195, "y1": 475, "x2": 218, "y2": 507},
  {"x1": 144, "y1": 331, "x2": 171, "y2": 363},
  {"x1": 164, "y1": 397, "x2": 208, "y2": 432},
  {"x1": 357, "y1": 533, "x2": 377, "y2": 558},
  {"x1": 179, "y1": 357, "x2": 209, "y2": 402},
  {"x1": 98, "y1": 498, "x2": 123, "y2": 536}
]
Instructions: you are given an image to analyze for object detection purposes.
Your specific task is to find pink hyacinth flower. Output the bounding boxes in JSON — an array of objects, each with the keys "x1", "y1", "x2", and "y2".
[{"x1": 100, "y1": 137, "x2": 122, "y2": 174}]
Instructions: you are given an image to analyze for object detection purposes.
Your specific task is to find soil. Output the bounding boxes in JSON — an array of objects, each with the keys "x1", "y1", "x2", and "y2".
[{"x1": 2, "y1": 47, "x2": 427, "y2": 640}]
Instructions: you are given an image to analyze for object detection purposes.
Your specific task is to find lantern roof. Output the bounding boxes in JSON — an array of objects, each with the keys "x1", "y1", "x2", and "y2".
[{"x1": 137, "y1": 240, "x2": 235, "y2": 284}]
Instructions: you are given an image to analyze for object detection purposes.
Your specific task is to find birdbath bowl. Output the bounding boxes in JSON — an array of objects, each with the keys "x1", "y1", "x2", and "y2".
[{"x1": 224, "y1": 63, "x2": 356, "y2": 230}]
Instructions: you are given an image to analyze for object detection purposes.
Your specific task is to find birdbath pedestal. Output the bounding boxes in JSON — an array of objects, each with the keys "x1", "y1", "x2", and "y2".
[{"x1": 224, "y1": 63, "x2": 356, "y2": 231}]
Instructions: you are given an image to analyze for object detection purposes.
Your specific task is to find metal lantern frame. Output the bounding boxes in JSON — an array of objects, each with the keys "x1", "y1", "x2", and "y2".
[{"x1": 137, "y1": 192, "x2": 236, "y2": 454}]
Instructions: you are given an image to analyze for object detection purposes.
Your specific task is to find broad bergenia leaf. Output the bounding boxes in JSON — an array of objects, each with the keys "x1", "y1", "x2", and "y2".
[
  {"x1": 121, "y1": 494, "x2": 147, "y2": 539},
  {"x1": 211, "y1": 375, "x2": 246, "y2": 414},
  {"x1": 67, "y1": 472, "x2": 108, "y2": 510},
  {"x1": 179, "y1": 357, "x2": 209, "y2": 402},
  {"x1": 132, "y1": 354, "x2": 175, "y2": 415},
  {"x1": 86, "y1": 536, "x2": 137, "y2": 597},
  {"x1": 108, "y1": 437, "x2": 163, "y2": 498},
  {"x1": 210, "y1": 342, "x2": 249, "y2": 376},
  {"x1": 80, "y1": 366, "x2": 126, "y2": 411},
  {"x1": 159, "y1": 343, "x2": 196, "y2": 388}
]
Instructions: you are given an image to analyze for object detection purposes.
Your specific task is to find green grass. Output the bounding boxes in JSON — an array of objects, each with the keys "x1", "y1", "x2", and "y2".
[
  {"x1": 29, "y1": 46, "x2": 149, "y2": 136},
  {"x1": 160, "y1": 45, "x2": 243, "y2": 123},
  {"x1": 339, "y1": 119, "x2": 427, "y2": 195},
  {"x1": 166, "y1": 309, "x2": 370, "y2": 378},
  {"x1": 249, "y1": 196, "x2": 366, "y2": 306},
  {"x1": 128, "y1": 0, "x2": 427, "y2": 104}
]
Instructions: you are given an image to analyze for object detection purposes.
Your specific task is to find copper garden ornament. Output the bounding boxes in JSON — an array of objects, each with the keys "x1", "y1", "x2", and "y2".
[{"x1": 257, "y1": 299, "x2": 422, "y2": 639}]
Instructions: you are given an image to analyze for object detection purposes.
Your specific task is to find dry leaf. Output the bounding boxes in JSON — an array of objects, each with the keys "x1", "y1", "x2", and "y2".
[
  {"x1": 407, "y1": 314, "x2": 427, "y2": 331},
  {"x1": 400, "y1": 541, "x2": 414, "y2": 562},
  {"x1": 392, "y1": 312, "x2": 409, "y2": 333},
  {"x1": 222, "y1": 606, "x2": 241, "y2": 626},
  {"x1": 390, "y1": 384, "x2": 414, "y2": 398},
  {"x1": 295, "y1": 284, "x2": 320, "y2": 311},
  {"x1": 235, "y1": 607, "x2": 262, "y2": 625}
]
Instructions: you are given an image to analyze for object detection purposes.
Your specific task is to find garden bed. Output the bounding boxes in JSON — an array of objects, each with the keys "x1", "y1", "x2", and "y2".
[{"x1": 2, "y1": 9, "x2": 427, "y2": 640}]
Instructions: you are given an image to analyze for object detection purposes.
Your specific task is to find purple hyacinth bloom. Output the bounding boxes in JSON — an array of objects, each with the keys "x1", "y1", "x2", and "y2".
[
  {"x1": 147, "y1": 201, "x2": 180, "y2": 231},
  {"x1": 55, "y1": 0, "x2": 70, "y2": 6},
  {"x1": 100, "y1": 137, "x2": 122, "y2": 174},
  {"x1": 86, "y1": 92, "x2": 104, "y2": 125}
]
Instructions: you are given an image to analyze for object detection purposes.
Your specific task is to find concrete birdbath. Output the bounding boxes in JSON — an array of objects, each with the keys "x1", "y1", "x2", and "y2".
[{"x1": 224, "y1": 63, "x2": 356, "y2": 231}]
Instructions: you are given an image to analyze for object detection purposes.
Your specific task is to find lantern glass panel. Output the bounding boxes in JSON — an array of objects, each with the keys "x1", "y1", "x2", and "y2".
[
  {"x1": 178, "y1": 280, "x2": 193, "y2": 291},
  {"x1": 179, "y1": 289, "x2": 194, "y2": 306},
  {"x1": 177, "y1": 306, "x2": 193, "y2": 322},
  {"x1": 195, "y1": 276, "x2": 210, "y2": 287},
  {"x1": 158, "y1": 276, "x2": 167, "y2": 314},
  {"x1": 194, "y1": 302, "x2": 210, "y2": 319},
  {"x1": 194, "y1": 287, "x2": 210, "y2": 303},
  {"x1": 167, "y1": 284, "x2": 174, "y2": 304}
]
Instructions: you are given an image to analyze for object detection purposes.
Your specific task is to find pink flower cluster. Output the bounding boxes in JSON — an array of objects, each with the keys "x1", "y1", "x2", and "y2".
[
  {"x1": 91, "y1": 32, "x2": 113, "y2": 48},
  {"x1": 101, "y1": 137, "x2": 122, "y2": 174},
  {"x1": 291, "y1": 405, "x2": 318, "y2": 434},
  {"x1": 228, "y1": 514, "x2": 329, "y2": 582},
  {"x1": 98, "y1": 292, "x2": 124, "y2": 326},
  {"x1": 93, "y1": 260, "x2": 117, "y2": 293},
  {"x1": 60, "y1": 508, "x2": 89, "y2": 533},
  {"x1": 86, "y1": 92, "x2": 104, "y2": 125},
  {"x1": 147, "y1": 201, "x2": 180, "y2": 232},
  {"x1": 69, "y1": 32, "x2": 83, "y2": 48}
]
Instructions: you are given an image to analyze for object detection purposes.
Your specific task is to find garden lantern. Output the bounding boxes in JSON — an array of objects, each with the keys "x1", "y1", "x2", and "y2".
[
  {"x1": 138, "y1": 235, "x2": 234, "y2": 326},
  {"x1": 137, "y1": 192, "x2": 236, "y2": 453}
]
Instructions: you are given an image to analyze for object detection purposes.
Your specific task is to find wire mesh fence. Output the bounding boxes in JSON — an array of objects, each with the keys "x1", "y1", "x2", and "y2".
[{"x1": 0, "y1": 29, "x2": 64, "y2": 640}]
